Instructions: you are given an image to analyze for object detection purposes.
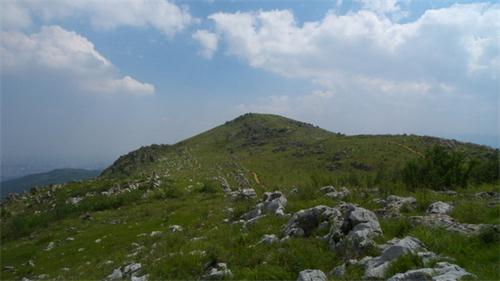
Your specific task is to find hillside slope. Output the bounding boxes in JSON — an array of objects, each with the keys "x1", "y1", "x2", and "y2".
[
  {"x1": 1, "y1": 113, "x2": 498, "y2": 281},
  {"x1": 102, "y1": 113, "x2": 494, "y2": 189}
]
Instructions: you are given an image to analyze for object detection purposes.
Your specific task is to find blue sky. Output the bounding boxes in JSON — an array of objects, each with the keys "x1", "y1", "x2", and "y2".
[{"x1": 1, "y1": 0, "x2": 498, "y2": 176}]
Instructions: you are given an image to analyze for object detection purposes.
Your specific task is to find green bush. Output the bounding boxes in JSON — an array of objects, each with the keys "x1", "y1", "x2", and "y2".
[
  {"x1": 402, "y1": 146, "x2": 472, "y2": 190},
  {"x1": 197, "y1": 180, "x2": 218, "y2": 194}
]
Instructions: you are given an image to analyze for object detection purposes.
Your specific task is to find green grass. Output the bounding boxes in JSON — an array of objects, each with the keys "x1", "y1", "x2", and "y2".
[{"x1": 1, "y1": 114, "x2": 498, "y2": 280}]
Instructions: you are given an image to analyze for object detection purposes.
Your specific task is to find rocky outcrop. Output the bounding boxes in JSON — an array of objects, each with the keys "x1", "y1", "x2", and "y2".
[
  {"x1": 241, "y1": 191, "x2": 287, "y2": 223},
  {"x1": 258, "y1": 234, "x2": 279, "y2": 244},
  {"x1": 387, "y1": 262, "x2": 474, "y2": 281},
  {"x1": 411, "y1": 202, "x2": 489, "y2": 235},
  {"x1": 296, "y1": 269, "x2": 327, "y2": 281},
  {"x1": 427, "y1": 201, "x2": 453, "y2": 215},
  {"x1": 360, "y1": 236, "x2": 426, "y2": 279},
  {"x1": 324, "y1": 187, "x2": 350, "y2": 200},
  {"x1": 376, "y1": 195, "x2": 417, "y2": 218},
  {"x1": 328, "y1": 204, "x2": 383, "y2": 255},
  {"x1": 107, "y1": 262, "x2": 143, "y2": 280},
  {"x1": 284, "y1": 205, "x2": 340, "y2": 237},
  {"x1": 202, "y1": 262, "x2": 233, "y2": 280},
  {"x1": 475, "y1": 191, "x2": 499, "y2": 200},
  {"x1": 230, "y1": 188, "x2": 257, "y2": 200}
]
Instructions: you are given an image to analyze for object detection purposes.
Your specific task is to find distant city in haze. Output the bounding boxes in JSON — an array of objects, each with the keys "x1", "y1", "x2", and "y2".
[{"x1": 1, "y1": 0, "x2": 498, "y2": 180}]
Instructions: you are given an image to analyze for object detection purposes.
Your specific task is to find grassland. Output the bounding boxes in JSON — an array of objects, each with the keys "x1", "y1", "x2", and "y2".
[{"x1": 1, "y1": 113, "x2": 498, "y2": 280}]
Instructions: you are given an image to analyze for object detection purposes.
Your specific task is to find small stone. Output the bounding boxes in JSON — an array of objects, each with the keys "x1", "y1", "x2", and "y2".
[
  {"x1": 107, "y1": 268, "x2": 123, "y2": 280},
  {"x1": 150, "y1": 231, "x2": 163, "y2": 237},
  {"x1": 45, "y1": 242, "x2": 55, "y2": 251},
  {"x1": 427, "y1": 201, "x2": 453, "y2": 215},
  {"x1": 123, "y1": 263, "x2": 141, "y2": 273},
  {"x1": 169, "y1": 225, "x2": 183, "y2": 232},
  {"x1": 296, "y1": 269, "x2": 327, "y2": 281}
]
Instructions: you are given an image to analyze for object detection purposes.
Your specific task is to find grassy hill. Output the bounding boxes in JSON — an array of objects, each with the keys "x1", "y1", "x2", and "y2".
[
  {"x1": 102, "y1": 113, "x2": 493, "y2": 189},
  {"x1": 1, "y1": 168, "x2": 101, "y2": 198},
  {"x1": 1, "y1": 113, "x2": 498, "y2": 280}
]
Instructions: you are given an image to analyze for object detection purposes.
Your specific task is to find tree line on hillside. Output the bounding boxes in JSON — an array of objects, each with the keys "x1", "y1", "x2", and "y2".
[{"x1": 402, "y1": 145, "x2": 499, "y2": 190}]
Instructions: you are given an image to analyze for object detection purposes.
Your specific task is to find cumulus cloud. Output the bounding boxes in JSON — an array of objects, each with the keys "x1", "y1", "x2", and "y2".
[
  {"x1": 1, "y1": 26, "x2": 154, "y2": 96},
  {"x1": 192, "y1": 30, "x2": 218, "y2": 59},
  {"x1": 208, "y1": 3, "x2": 498, "y2": 138},
  {"x1": 206, "y1": 4, "x2": 498, "y2": 97},
  {"x1": 1, "y1": 0, "x2": 195, "y2": 36}
]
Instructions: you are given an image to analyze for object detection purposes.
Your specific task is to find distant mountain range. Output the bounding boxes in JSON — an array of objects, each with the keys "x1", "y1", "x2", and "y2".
[{"x1": 0, "y1": 168, "x2": 101, "y2": 197}]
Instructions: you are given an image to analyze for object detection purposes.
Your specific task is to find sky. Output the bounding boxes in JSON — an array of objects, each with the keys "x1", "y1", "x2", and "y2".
[{"x1": 1, "y1": 0, "x2": 499, "y2": 177}]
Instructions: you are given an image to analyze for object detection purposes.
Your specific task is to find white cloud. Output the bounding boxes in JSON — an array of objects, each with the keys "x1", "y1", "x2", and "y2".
[
  {"x1": 206, "y1": 4, "x2": 498, "y2": 97},
  {"x1": 1, "y1": 26, "x2": 154, "y2": 96},
  {"x1": 1, "y1": 0, "x2": 195, "y2": 36},
  {"x1": 356, "y1": 0, "x2": 400, "y2": 14},
  {"x1": 208, "y1": 4, "x2": 498, "y2": 137},
  {"x1": 192, "y1": 30, "x2": 218, "y2": 59}
]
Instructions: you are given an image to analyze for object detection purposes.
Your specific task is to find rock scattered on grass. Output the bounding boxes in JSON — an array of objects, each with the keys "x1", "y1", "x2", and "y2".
[
  {"x1": 296, "y1": 269, "x2": 327, "y2": 281},
  {"x1": 426, "y1": 201, "x2": 453, "y2": 215}
]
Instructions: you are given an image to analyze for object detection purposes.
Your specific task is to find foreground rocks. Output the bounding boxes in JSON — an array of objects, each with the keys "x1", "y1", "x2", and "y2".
[
  {"x1": 427, "y1": 201, "x2": 453, "y2": 215},
  {"x1": 240, "y1": 191, "x2": 287, "y2": 223},
  {"x1": 107, "y1": 263, "x2": 146, "y2": 280},
  {"x1": 229, "y1": 188, "x2": 257, "y2": 200},
  {"x1": 411, "y1": 201, "x2": 488, "y2": 235},
  {"x1": 387, "y1": 262, "x2": 474, "y2": 281},
  {"x1": 296, "y1": 269, "x2": 327, "y2": 281},
  {"x1": 376, "y1": 195, "x2": 417, "y2": 218},
  {"x1": 321, "y1": 186, "x2": 350, "y2": 200},
  {"x1": 360, "y1": 236, "x2": 427, "y2": 279},
  {"x1": 202, "y1": 262, "x2": 233, "y2": 280},
  {"x1": 327, "y1": 204, "x2": 383, "y2": 255},
  {"x1": 283, "y1": 205, "x2": 338, "y2": 237},
  {"x1": 283, "y1": 203, "x2": 382, "y2": 256}
]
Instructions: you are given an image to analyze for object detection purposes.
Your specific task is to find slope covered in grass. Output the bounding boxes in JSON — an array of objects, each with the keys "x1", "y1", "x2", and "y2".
[{"x1": 1, "y1": 113, "x2": 498, "y2": 280}]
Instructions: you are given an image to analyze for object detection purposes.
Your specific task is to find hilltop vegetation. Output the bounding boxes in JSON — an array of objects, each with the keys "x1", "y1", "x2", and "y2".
[{"x1": 1, "y1": 113, "x2": 498, "y2": 281}]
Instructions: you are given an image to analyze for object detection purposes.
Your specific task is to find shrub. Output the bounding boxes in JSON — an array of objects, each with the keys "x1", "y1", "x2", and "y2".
[
  {"x1": 478, "y1": 226, "x2": 500, "y2": 245},
  {"x1": 197, "y1": 180, "x2": 218, "y2": 194},
  {"x1": 402, "y1": 145, "x2": 476, "y2": 190}
]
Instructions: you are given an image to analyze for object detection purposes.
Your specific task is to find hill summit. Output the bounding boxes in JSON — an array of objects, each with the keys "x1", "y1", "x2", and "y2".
[
  {"x1": 1, "y1": 113, "x2": 498, "y2": 281},
  {"x1": 101, "y1": 113, "x2": 492, "y2": 188}
]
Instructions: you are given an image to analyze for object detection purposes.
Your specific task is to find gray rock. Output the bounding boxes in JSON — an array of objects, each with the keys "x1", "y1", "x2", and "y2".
[
  {"x1": 202, "y1": 263, "x2": 233, "y2": 280},
  {"x1": 387, "y1": 262, "x2": 474, "y2": 281},
  {"x1": 131, "y1": 275, "x2": 148, "y2": 281},
  {"x1": 427, "y1": 202, "x2": 453, "y2": 215},
  {"x1": 410, "y1": 214, "x2": 487, "y2": 235},
  {"x1": 241, "y1": 191, "x2": 287, "y2": 222},
  {"x1": 325, "y1": 187, "x2": 350, "y2": 200},
  {"x1": 284, "y1": 205, "x2": 340, "y2": 237},
  {"x1": 45, "y1": 242, "x2": 55, "y2": 251},
  {"x1": 259, "y1": 234, "x2": 279, "y2": 244},
  {"x1": 107, "y1": 268, "x2": 123, "y2": 280},
  {"x1": 377, "y1": 195, "x2": 417, "y2": 218},
  {"x1": 363, "y1": 236, "x2": 425, "y2": 279},
  {"x1": 328, "y1": 204, "x2": 383, "y2": 255},
  {"x1": 331, "y1": 264, "x2": 346, "y2": 277},
  {"x1": 296, "y1": 269, "x2": 327, "y2": 281},
  {"x1": 320, "y1": 186, "x2": 336, "y2": 193},
  {"x1": 475, "y1": 191, "x2": 500, "y2": 200},
  {"x1": 169, "y1": 225, "x2": 183, "y2": 232},
  {"x1": 123, "y1": 263, "x2": 141, "y2": 274},
  {"x1": 230, "y1": 188, "x2": 257, "y2": 200},
  {"x1": 387, "y1": 268, "x2": 433, "y2": 281}
]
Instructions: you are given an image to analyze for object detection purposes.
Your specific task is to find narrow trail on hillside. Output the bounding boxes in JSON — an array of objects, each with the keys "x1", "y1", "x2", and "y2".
[{"x1": 388, "y1": 141, "x2": 424, "y2": 157}]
